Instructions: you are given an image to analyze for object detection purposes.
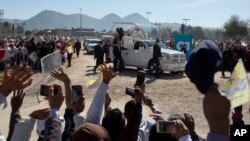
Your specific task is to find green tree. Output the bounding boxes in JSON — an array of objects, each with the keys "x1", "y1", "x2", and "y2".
[
  {"x1": 204, "y1": 28, "x2": 224, "y2": 41},
  {"x1": 190, "y1": 26, "x2": 205, "y2": 39},
  {"x1": 223, "y1": 15, "x2": 249, "y2": 40}
]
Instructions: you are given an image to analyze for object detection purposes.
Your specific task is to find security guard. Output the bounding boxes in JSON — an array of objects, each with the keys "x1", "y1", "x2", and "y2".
[
  {"x1": 152, "y1": 39, "x2": 162, "y2": 78},
  {"x1": 93, "y1": 41, "x2": 104, "y2": 73}
]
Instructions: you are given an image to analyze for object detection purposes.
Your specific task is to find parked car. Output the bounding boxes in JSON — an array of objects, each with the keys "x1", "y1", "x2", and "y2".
[
  {"x1": 85, "y1": 39, "x2": 101, "y2": 54},
  {"x1": 109, "y1": 36, "x2": 186, "y2": 75}
]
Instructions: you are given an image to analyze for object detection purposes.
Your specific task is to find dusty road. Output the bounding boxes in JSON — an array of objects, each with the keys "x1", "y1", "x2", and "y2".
[{"x1": 0, "y1": 49, "x2": 250, "y2": 140}]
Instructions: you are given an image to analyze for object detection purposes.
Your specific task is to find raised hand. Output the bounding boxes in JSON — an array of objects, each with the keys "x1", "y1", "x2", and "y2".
[
  {"x1": 232, "y1": 111, "x2": 244, "y2": 125},
  {"x1": 48, "y1": 85, "x2": 64, "y2": 110},
  {"x1": 71, "y1": 95, "x2": 85, "y2": 114},
  {"x1": 174, "y1": 119, "x2": 190, "y2": 140},
  {"x1": 30, "y1": 108, "x2": 50, "y2": 120},
  {"x1": 203, "y1": 84, "x2": 231, "y2": 136},
  {"x1": 105, "y1": 93, "x2": 112, "y2": 108},
  {"x1": 182, "y1": 113, "x2": 196, "y2": 136},
  {"x1": 99, "y1": 64, "x2": 118, "y2": 84},
  {"x1": 0, "y1": 65, "x2": 33, "y2": 97},
  {"x1": 134, "y1": 87, "x2": 144, "y2": 103},
  {"x1": 11, "y1": 89, "x2": 25, "y2": 112},
  {"x1": 105, "y1": 93, "x2": 112, "y2": 113},
  {"x1": 50, "y1": 68, "x2": 70, "y2": 83},
  {"x1": 143, "y1": 96, "x2": 154, "y2": 108},
  {"x1": 51, "y1": 68, "x2": 72, "y2": 108}
]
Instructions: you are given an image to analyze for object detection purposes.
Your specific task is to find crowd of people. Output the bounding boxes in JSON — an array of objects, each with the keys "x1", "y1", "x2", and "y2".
[
  {"x1": 0, "y1": 36, "x2": 82, "y2": 70},
  {"x1": 218, "y1": 41, "x2": 250, "y2": 77},
  {"x1": 0, "y1": 39, "x2": 249, "y2": 141}
]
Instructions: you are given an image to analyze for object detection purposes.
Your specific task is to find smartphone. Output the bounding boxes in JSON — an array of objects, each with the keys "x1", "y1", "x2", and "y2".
[
  {"x1": 125, "y1": 87, "x2": 135, "y2": 97},
  {"x1": 72, "y1": 85, "x2": 83, "y2": 103},
  {"x1": 156, "y1": 120, "x2": 176, "y2": 134},
  {"x1": 53, "y1": 86, "x2": 59, "y2": 96},
  {"x1": 135, "y1": 71, "x2": 145, "y2": 86},
  {"x1": 40, "y1": 85, "x2": 50, "y2": 96}
]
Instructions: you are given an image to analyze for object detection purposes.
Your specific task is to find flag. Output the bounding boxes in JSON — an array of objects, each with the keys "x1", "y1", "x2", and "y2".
[
  {"x1": 85, "y1": 74, "x2": 102, "y2": 95},
  {"x1": 85, "y1": 80, "x2": 96, "y2": 87},
  {"x1": 223, "y1": 59, "x2": 250, "y2": 108},
  {"x1": 67, "y1": 45, "x2": 74, "y2": 54}
]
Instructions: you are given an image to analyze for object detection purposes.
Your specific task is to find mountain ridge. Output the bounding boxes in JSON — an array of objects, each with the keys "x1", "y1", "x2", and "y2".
[{"x1": 4, "y1": 10, "x2": 182, "y2": 31}]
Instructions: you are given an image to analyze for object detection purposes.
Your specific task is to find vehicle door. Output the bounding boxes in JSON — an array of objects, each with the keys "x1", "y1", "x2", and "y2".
[
  {"x1": 121, "y1": 36, "x2": 133, "y2": 65},
  {"x1": 129, "y1": 41, "x2": 149, "y2": 67}
]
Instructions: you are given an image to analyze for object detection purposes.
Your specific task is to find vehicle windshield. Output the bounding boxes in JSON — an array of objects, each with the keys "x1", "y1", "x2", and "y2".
[
  {"x1": 89, "y1": 40, "x2": 99, "y2": 44},
  {"x1": 159, "y1": 43, "x2": 168, "y2": 49},
  {"x1": 144, "y1": 40, "x2": 168, "y2": 49},
  {"x1": 144, "y1": 40, "x2": 155, "y2": 47}
]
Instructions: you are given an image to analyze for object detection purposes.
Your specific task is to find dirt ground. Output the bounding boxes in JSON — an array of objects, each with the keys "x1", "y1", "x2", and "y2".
[{"x1": 0, "y1": 49, "x2": 250, "y2": 140}]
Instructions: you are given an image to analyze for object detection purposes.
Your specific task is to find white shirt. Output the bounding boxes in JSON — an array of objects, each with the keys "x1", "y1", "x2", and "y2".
[
  {"x1": 86, "y1": 82, "x2": 108, "y2": 124},
  {"x1": 137, "y1": 119, "x2": 155, "y2": 141},
  {"x1": 10, "y1": 117, "x2": 36, "y2": 141},
  {"x1": 133, "y1": 30, "x2": 145, "y2": 39},
  {"x1": 73, "y1": 112, "x2": 86, "y2": 130}
]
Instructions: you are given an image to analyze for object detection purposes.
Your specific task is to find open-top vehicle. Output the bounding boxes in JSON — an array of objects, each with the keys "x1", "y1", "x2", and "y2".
[{"x1": 109, "y1": 35, "x2": 186, "y2": 75}]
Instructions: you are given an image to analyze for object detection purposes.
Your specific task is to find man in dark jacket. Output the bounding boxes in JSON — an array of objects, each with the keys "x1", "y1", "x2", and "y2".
[
  {"x1": 94, "y1": 41, "x2": 105, "y2": 73},
  {"x1": 152, "y1": 39, "x2": 162, "y2": 78},
  {"x1": 74, "y1": 39, "x2": 81, "y2": 58},
  {"x1": 245, "y1": 46, "x2": 250, "y2": 71},
  {"x1": 221, "y1": 47, "x2": 236, "y2": 77},
  {"x1": 113, "y1": 31, "x2": 125, "y2": 72}
]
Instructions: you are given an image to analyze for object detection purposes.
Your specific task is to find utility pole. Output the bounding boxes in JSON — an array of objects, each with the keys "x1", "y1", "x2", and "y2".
[
  {"x1": 146, "y1": 11, "x2": 152, "y2": 37},
  {"x1": 80, "y1": 8, "x2": 82, "y2": 29},
  {"x1": 182, "y1": 18, "x2": 190, "y2": 33}
]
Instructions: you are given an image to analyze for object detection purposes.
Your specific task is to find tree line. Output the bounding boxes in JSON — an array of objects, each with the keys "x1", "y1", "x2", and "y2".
[{"x1": 158, "y1": 15, "x2": 250, "y2": 41}]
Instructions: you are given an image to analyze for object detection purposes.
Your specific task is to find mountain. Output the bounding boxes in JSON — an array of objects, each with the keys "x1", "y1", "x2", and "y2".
[
  {"x1": 96, "y1": 13, "x2": 122, "y2": 31},
  {"x1": 161, "y1": 22, "x2": 181, "y2": 31},
  {"x1": 25, "y1": 10, "x2": 98, "y2": 30},
  {"x1": 123, "y1": 13, "x2": 150, "y2": 26},
  {"x1": 23, "y1": 10, "x2": 181, "y2": 31}
]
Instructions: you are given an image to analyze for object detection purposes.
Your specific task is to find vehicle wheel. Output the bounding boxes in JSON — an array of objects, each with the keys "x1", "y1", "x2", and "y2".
[
  {"x1": 178, "y1": 71, "x2": 184, "y2": 75},
  {"x1": 170, "y1": 71, "x2": 179, "y2": 75},
  {"x1": 86, "y1": 50, "x2": 89, "y2": 54},
  {"x1": 148, "y1": 60, "x2": 158, "y2": 76}
]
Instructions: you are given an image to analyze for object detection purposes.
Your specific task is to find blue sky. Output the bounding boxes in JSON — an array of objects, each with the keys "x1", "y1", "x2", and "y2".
[{"x1": 1, "y1": 0, "x2": 250, "y2": 28}]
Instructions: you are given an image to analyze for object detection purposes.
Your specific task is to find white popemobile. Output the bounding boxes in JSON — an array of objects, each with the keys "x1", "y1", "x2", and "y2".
[{"x1": 109, "y1": 36, "x2": 186, "y2": 75}]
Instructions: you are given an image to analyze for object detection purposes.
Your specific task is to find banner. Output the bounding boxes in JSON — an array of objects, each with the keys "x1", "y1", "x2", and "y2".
[
  {"x1": 85, "y1": 75, "x2": 102, "y2": 95},
  {"x1": 41, "y1": 51, "x2": 62, "y2": 74},
  {"x1": 174, "y1": 34, "x2": 193, "y2": 60},
  {"x1": 67, "y1": 45, "x2": 74, "y2": 54},
  {"x1": 223, "y1": 59, "x2": 250, "y2": 108}
]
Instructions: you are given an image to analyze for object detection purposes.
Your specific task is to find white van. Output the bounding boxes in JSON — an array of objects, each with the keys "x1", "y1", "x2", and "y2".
[{"x1": 109, "y1": 36, "x2": 186, "y2": 74}]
